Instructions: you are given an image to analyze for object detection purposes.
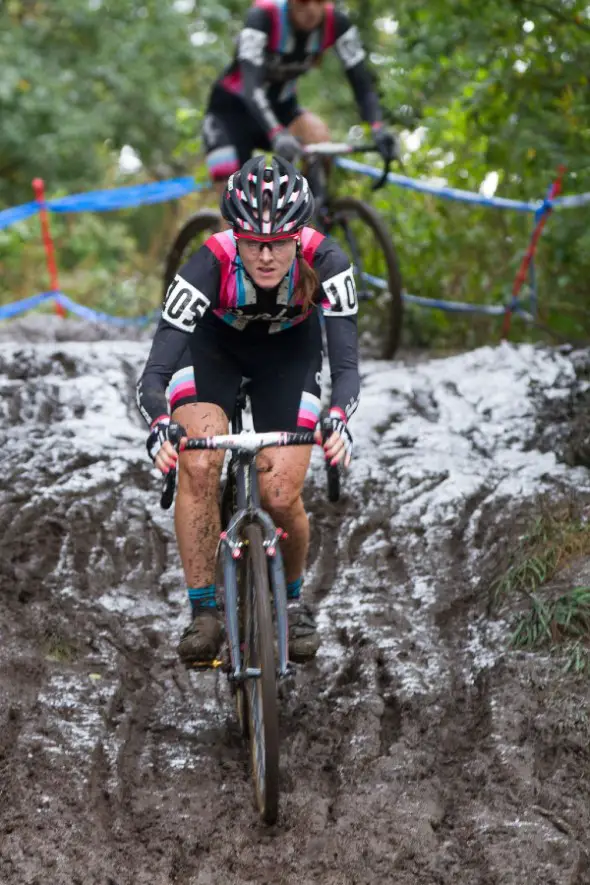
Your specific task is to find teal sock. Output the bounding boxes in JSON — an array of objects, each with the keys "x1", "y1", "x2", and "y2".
[
  {"x1": 287, "y1": 577, "x2": 303, "y2": 600},
  {"x1": 188, "y1": 585, "x2": 216, "y2": 616}
]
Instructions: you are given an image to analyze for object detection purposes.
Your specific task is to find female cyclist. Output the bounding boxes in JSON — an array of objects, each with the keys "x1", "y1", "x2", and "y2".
[
  {"x1": 136, "y1": 156, "x2": 360, "y2": 666},
  {"x1": 202, "y1": 0, "x2": 398, "y2": 192}
]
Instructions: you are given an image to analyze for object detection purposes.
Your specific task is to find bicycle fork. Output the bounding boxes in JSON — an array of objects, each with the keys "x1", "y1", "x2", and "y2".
[{"x1": 219, "y1": 511, "x2": 294, "y2": 682}]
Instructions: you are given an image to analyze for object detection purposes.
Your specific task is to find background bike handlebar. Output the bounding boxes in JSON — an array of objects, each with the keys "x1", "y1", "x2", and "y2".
[{"x1": 301, "y1": 142, "x2": 391, "y2": 192}]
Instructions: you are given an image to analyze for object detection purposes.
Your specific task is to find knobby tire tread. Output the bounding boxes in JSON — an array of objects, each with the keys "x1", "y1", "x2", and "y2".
[{"x1": 244, "y1": 522, "x2": 279, "y2": 824}]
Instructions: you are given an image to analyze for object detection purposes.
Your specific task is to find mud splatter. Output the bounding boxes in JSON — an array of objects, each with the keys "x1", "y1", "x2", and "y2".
[{"x1": 1, "y1": 326, "x2": 589, "y2": 884}]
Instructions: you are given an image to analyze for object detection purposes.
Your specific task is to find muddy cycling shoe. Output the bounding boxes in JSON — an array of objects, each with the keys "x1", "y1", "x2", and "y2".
[
  {"x1": 177, "y1": 609, "x2": 224, "y2": 666},
  {"x1": 287, "y1": 602, "x2": 320, "y2": 663}
]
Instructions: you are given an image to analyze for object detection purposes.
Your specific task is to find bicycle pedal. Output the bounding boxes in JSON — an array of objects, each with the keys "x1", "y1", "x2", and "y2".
[{"x1": 186, "y1": 658, "x2": 225, "y2": 671}]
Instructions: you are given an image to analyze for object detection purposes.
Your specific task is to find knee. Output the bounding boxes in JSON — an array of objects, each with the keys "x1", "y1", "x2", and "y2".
[
  {"x1": 290, "y1": 111, "x2": 330, "y2": 145},
  {"x1": 310, "y1": 117, "x2": 331, "y2": 143},
  {"x1": 178, "y1": 452, "x2": 222, "y2": 499},
  {"x1": 259, "y1": 474, "x2": 302, "y2": 516}
]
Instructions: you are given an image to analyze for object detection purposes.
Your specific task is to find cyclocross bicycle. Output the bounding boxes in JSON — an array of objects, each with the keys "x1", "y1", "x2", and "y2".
[
  {"x1": 160, "y1": 386, "x2": 338, "y2": 824},
  {"x1": 162, "y1": 143, "x2": 403, "y2": 359}
]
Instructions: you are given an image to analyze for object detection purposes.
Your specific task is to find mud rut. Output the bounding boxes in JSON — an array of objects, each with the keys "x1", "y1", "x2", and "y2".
[{"x1": 0, "y1": 327, "x2": 589, "y2": 885}]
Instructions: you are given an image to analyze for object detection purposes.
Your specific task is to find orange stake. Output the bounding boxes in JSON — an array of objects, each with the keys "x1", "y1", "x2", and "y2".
[
  {"x1": 501, "y1": 165, "x2": 566, "y2": 338},
  {"x1": 32, "y1": 178, "x2": 66, "y2": 318}
]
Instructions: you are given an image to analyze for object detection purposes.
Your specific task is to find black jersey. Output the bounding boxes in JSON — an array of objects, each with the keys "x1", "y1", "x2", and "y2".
[
  {"x1": 209, "y1": 0, "x2": 382, "y2": 138},
  {"x1": 137, "y1": 227, "x2": 360, "y2": 427}
]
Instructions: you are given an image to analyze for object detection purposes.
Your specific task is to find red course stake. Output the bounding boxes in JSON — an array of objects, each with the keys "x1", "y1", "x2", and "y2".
[
  {"x1": 32, "y1": 178, "x2": 65, "y2": 318},
  {"x1": 501, "y1": 165, "x2": 566, "y2": 339}
]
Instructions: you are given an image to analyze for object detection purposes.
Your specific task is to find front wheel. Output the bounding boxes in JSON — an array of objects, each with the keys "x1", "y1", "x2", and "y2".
[
  {"x1": 243, "y1": 523, "x2": 279, "y2": 825},
  {"x1": 325, "y1": 197, "x2": 403, "y2": 359},
  {"x1": 163, "y1": 209, "x2": 222, "y2": 299}
]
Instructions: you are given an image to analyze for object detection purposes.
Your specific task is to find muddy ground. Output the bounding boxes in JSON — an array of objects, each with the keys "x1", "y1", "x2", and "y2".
[{"x1": 0, "y1": 320, "x2": 589, "y2": 885}]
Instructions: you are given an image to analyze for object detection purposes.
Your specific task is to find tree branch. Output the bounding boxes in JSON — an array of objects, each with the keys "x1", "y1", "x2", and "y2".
[{"x1": 519, "y1": 0, "x2": 590, "y2": 33}]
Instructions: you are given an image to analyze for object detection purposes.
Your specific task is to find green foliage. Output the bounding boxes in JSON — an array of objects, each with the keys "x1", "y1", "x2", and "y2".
[
  {"x1": 491, "y1": 501, "x2": 590, "y2": 672},
  {"x1": 1, "y1": 0, "x2": 589, "y2": 344},
  {"x1": 510, "y1": 586, "x2": 590, "y2": 648},
  {"x1": 0, "y1": 0, "x2": 202, "y2": 204}
]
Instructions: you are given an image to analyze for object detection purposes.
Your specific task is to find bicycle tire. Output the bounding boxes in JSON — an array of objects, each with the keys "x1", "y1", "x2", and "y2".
[
  {"x1": 327, "y1": 196, "x2": 403, "y2": 359},
  {"x1": 243, "y1": 522, "x2": 279, "y2": 824},
  {"x1": 162, "y1": 209, "x2": 222, "y2": 300}
]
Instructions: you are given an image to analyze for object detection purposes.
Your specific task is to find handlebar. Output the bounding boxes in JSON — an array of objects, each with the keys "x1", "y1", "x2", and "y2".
[
  {"x1": 301, "y1": 141, "x2": 391, "y2": 192},
  {"x1": 302, "y1": 142, "x2": 376, "y2": 157},
  {"x1": 160, "y1": 424, "x2": 340, "y2": 509},
  {"x1": 182, "y1": 429, "x2": 315, "y2": 454}
]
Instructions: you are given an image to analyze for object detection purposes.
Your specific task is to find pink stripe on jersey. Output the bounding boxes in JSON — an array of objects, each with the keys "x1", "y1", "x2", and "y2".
[
  {"x1": 150, "y1": 414, "x2": 169, "y2": 429},
  {"x1": 329, "y1": 406, "x2": 347, "y2": 424},
  {"x1": 300, "y1": 226, "x2": 324, "y2": 262},
  {"x1": 208, "y1": 160, "x2": 241, "y2": 181},
  {"x1": 220, "y1": 70, "x2": 242, "y2": 94},
  {"x1": 297, "y1": 409, "x2": 319, "y2": 429},
  {"x1": 205, "y1": 231, "x2": 238, "y2": 309},
  {"x1": 170, "y1": 381, "x2": 197, "y2": 408},
  {"x1": 207, "y1": 230, "x2": 237, "y2": 260},
  {"x1": 321, "y1": 3, "x2": 336, "y2": 50},
  {"x1": 254, "y1": 0, "x2": 281, "y2": 51}
]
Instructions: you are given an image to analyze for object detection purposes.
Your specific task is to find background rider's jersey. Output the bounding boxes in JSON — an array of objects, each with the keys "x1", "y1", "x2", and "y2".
[
  {"x1": 210, "y1": 0, "x2": 382, "y2": 137},
  {"x1": 137, "y1": 228, "x2": 360, "y2": 426}
]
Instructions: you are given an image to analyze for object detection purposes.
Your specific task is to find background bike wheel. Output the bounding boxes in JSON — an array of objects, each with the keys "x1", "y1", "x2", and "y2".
[
  {"x1": 162, "y1": 209, "x2": 221, "y2": 299},
  {"x1": 243, "y1": 523, "x2": 279, "y2": 824},
  {"x1": 326, "y1": 196, "x2": 403, "y2": 359}
]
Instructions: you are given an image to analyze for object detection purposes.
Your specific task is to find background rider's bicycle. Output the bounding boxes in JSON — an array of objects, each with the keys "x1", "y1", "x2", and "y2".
[
  {"x1": 162, "y1": 143, "x2": 403, "y2": 359},
  {"x1": 160, "y1": 389, "x2": 338, "y2": 825}
]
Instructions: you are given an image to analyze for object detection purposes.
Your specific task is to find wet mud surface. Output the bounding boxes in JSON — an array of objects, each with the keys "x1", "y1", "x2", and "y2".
[{"x1": 1, "y1": 323, "x2": 590, "y2": 884}]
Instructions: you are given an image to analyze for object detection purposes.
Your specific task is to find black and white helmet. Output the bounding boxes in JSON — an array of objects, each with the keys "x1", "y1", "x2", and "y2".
[{"x1": 221, "y1": 155, "x2": 314, "y2": 237}]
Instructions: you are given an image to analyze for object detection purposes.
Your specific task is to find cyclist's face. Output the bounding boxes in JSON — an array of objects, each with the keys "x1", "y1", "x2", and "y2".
[
  {"x1": 237, "y1": 237, "x2": 298, "y2": 289},
  {"x1": 288, "y1": 0, "x2": 327, "y2": 32}
]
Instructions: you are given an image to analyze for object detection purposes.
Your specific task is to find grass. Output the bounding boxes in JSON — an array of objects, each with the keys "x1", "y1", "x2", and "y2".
[
  {"x1": 491, "y1": 500, "x2": 590, "y2": 673},
  {"x1": 44, "y1": 635, "x2": 78, "y2": 663}
]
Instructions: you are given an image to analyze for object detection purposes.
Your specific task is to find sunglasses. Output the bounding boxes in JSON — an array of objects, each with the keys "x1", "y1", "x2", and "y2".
[
  {"x1": 236, "y1": 234, "x2": 298, "y2": 254},
  {"x1": 293, "y1": 0, "x2": 327, "y2": 5}
]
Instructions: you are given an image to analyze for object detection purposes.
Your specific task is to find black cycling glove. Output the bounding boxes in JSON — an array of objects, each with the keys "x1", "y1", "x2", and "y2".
[
  {"x1": 146, "y1": 418, "x2": 186, "y2": 463},
  {"x1": 372, "y1": 125, "x2": 400, "y2": 163},
  {"x1": 271, "y1": 130, "x2": 303, "y2": 163},
  {"x1": 326, "y1": 408, "x2": 353, "y2": 463}
]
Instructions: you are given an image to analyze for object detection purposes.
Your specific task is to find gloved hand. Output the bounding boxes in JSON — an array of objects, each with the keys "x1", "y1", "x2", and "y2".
[
  {"x1": 314, "y1": 408, "x2": 353, "y2": 468},
  {"x1": 147, "y1": 417, "x2": 187, "y2": 473},
  {"x1": 372, "y1": 125, "x2": 400, "y2": 163},
  {"x1": 271, "y1": 129, "x2": 303, "y2": 163}
]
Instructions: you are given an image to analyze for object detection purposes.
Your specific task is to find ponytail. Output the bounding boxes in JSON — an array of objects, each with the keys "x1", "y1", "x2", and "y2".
[{"x1": 294, "y1": 247, "x2": 320, "y2": 311}]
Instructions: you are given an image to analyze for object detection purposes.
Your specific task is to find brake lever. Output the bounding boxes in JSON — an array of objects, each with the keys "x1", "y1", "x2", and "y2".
[
  {"x1": 159, "y1": 421, "x2": 185, "y2": 509},
  {"x1": 161, "y1": 467, "x2": 176, "y2": 510},
  {"x1": 320, "y1": 415, "x2": 340, "y2": 503},
  {"x1": 371, "y1": 157, "x2": 392, "y2": 192}
]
